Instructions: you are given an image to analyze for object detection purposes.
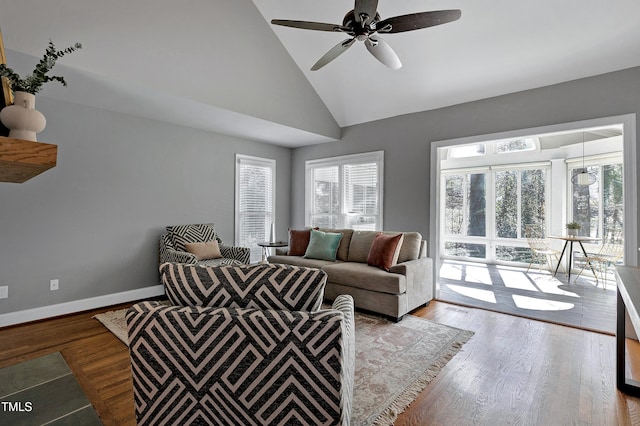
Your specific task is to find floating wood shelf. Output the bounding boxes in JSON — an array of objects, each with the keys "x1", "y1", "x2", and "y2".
[{"x1": 0, "y1": 136, "x2": 57, "y2": 183}]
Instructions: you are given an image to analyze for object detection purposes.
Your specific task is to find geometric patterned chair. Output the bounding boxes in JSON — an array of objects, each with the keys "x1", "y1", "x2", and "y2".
[
  {"x1": 159, "y1": 223, "x2": 250, "y2": 267},
  {"x1": 127, "y1": 263, "x2": 355, "y2": 426}
]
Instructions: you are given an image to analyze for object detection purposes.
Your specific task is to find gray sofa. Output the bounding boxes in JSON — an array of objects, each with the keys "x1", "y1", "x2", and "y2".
[{"x1": 268, "y1": 228, "x2": 433, "y2": 321}]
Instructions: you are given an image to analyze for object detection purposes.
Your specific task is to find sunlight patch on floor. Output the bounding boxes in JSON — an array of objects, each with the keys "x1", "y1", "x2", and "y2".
[
  {"x1": 440, "y1": 263, "x2": 463, "y2": 281},
  {"x1": 512, "y1": 294, "x2": 574, "y2": 311},
  {"x1": 447, "y1": 284, "x2": 497, "y2": 303},
  {"x1": 499, "y1": 269, "x2": 537, "y2": 291},
  {"x1": 463, "y1": 265, "x2": 493, "y2": 285},
  {"x1": 529, "y1": 276, "x2": 580, "y2": 298}
]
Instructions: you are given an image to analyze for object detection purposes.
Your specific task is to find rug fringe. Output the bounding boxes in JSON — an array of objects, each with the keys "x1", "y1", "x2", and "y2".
[{"x1": 371, "y1": 330, "x2": 474, "y2": 426}]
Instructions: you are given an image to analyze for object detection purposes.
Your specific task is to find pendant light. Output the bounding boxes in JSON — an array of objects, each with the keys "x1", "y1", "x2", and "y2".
[{"x1": 571, "y1": 132, "x2": 596, "y2": 186}]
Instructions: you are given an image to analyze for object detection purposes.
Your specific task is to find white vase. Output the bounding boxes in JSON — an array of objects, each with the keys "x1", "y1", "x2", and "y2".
[{"x1": 0, "y1": 91, "x2": 46, "y2": 141}]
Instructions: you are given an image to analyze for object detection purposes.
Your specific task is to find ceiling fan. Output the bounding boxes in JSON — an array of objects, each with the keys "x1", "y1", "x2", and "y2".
[{"x1": 271, "y1": 0, "x2": 461, "y2": 71}]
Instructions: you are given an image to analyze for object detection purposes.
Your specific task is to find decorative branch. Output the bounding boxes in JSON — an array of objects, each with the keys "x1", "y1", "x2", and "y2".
[{"x1": 0, "y1": 40, "x2": 82, "y2": 95}]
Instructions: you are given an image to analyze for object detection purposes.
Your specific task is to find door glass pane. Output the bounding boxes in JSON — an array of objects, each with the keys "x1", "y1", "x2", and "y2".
[
  {"x1": 445, "y1": 175, "x2": 464, "y2": 235},
  {"x1": 521, "y1": 169, "x2": 546, "y2": 236},
  {"x1": 496, "y1": 245, "x2": 536, "y2": 263},
  {"x1": 602, "y1": 164, "x2": 624, "y2": 237},
  {"x1": 444, "y1": 242, "x2": 486, "y2": 259},
  {"x1": 467, "y1": 174, "x2": 486, "y2": 237},
  {"x1": 495, "y1": 170, "x2": 518, "y2": 238}
]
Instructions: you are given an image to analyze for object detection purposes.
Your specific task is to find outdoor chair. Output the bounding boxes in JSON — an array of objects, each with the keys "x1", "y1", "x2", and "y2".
[
  {"x1": 525, "y1": 225, "x2": 564, "y2": 273},
  {"x1": 575, "y1": 230, "x2": 624, "y2": 289}
]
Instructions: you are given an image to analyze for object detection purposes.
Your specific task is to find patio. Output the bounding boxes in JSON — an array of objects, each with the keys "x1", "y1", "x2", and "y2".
[{"x1": 437, "y1": 260, "x2": 617, "y2": 334}]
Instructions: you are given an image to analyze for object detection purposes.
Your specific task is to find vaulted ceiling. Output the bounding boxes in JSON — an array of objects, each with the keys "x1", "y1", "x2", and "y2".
[{"x1": 2, "y1": 0, "x2": 640, "y2": 147}]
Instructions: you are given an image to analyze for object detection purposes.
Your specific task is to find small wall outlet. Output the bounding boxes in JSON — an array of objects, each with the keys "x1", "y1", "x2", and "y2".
[
  {"x1": 0, "y1": 286, "x2": 7, "y2": 299},
  {"x1": 50, "y1": 279, "x2": 59, "y2": 291}
]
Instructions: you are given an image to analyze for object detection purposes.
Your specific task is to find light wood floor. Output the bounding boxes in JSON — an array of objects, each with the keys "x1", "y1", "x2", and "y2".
[{"x1": 1, "y1": 301, "x2": 640, "y2": 425}]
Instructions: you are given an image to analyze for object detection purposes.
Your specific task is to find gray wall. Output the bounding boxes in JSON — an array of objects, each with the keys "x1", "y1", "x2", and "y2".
[
  {"x1": 0, "y1": 97, "x2": 291, "y2": 314},
  {"x1": 291, "y1": 66, "x2": 640, "y2": 253}
]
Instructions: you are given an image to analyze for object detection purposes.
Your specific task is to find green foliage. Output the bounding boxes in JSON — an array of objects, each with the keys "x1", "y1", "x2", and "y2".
[
  {"x1": 566, "y1": 222, "x2": 581, "y2": 229},
  {"x1": 0, "y1": 40, "x2": 82, "y2": 95}
]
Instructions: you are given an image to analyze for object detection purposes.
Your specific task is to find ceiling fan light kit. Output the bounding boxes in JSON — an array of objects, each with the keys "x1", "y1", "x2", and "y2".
[{"x1": 271, "y1": 0, "x2": 461, "y2": 70}]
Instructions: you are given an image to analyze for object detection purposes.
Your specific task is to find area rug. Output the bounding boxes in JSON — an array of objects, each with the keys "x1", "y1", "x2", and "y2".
[
  {"x1": 0, "y1": 352, "x2": 102, "y2": 425},
  {"x1": 95, "y1": 306, "x2": 473, "y2": 425}
]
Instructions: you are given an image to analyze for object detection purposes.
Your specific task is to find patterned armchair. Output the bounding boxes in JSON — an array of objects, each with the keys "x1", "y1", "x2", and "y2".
[
  {"x1": 159, "y1": 223, "x2": 250, "y2": 266},
  {"x1": 127, "y1": 263, "x2": 355, "y2": 426}
]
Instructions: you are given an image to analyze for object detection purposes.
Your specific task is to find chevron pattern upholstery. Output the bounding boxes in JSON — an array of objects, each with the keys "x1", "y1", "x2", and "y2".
[
  {"x1": 160, "y1": 262, "x2": 327, "y2": 312},
  {"x1": 128, "y1": 263, "x2": 354, "y2": 425},
  {"x1": 160, "y1": 223, "x2": 251, "y2": 267}
]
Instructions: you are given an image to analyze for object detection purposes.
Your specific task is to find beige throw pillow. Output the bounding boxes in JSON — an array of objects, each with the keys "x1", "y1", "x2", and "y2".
[{"x1": 184, "y1": 240, "x2": 222, "y2": 260}]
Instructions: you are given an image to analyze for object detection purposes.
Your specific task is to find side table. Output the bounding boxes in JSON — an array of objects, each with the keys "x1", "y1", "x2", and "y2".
[{"x1": 257, "y1": 241, "x2": 288, "y2": 263}]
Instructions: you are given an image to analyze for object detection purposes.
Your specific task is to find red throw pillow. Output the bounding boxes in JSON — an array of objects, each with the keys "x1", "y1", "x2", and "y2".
[
  {"x1": 288, "y1": 228, "x2": 316, "y2": 256},
  {"x1": 367, "y1": 232, "x2": 404, "y2": 271}
]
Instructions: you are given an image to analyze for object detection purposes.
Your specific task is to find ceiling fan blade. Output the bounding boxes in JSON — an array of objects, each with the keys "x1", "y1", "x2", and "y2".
[
  {"x1": 376, "y1": 10, "x2": 462, "y2": 33},
  {"x1": 354, "y1": 0, "x2": 379, "y2": 25},
  {"x1": 365, "y1": 36, "x2": 401, "y2": 70},
  {"x1": 271, "y1": 19, "x2": 349, "y2": 32},
  {"x1": 311, "y1": 38, "x2": 357, "y2": 71}
]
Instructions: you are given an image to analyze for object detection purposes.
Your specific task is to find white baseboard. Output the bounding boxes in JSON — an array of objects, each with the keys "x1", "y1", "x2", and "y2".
[{"x1": 0, "y1": 285, "x2": 165, "y2": 328}]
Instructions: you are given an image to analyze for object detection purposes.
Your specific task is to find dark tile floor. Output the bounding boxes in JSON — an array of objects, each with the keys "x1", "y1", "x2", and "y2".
[
  {"x1": 437, "y1": 260, "x2": 616, "y2": 334},
  {"x1": 0, "y1": 352, "x2": 102, "y2": 425}
]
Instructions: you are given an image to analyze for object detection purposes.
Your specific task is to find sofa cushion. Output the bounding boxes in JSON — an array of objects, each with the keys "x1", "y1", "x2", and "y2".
[
  {"x1": 367, "y1": 232, "x2": 404, "y2": 271},
  {"x1": 268, "y1": 255, "x2": 339, "y2": 269},
  {"x1": 304, "y1": 229, "x2": 343, "y2": 261},
  {"x1": 322, "y1": 262, "x2": 406, "y2": 295},
  {"x1": 166, "y1": 223, "x2": 219, "y2": 252},
  {"x1": 160, "y1": 262, "x2": 327, "y2": 311},
  {"x1": 184, "y1": 240, "x2": 222, "y2": 260},
  {"x1": 287, "y1": 228, "x2": 315, "y2": 256},
  {"x1": 347, "y1": 231, "x2": 378, "y2": 262},
  {"x1": 397, "y1": 232, "x2": 423, "y2": 263},
  {"x1": 318, "y1": 228, "x2": 353, "y2": 261}
]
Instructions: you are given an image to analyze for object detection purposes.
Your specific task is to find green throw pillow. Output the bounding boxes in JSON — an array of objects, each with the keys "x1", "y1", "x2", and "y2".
[{"x1": 304, "y1": 229, "x2": 343, "y2": 261}]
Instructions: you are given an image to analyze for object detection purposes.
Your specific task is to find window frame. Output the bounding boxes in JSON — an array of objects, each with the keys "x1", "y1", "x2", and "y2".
[
  {"x1": 305, "y1": 151, "x2": 384, "y2": 230},
  {"x1": 235, "y1": 154, "x2": 276, "y2": 263}
]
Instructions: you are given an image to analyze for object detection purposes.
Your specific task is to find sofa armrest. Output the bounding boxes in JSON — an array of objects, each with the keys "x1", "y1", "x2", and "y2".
[
  {"x1": 389, "y1": 257, "x2": 433, "y2": 302},
  {"x1": 219, "y1": 245, "x2": 251, "y2": 264},
  {"x1": 331, "y1": 295, "x2": 355, "y2": 424}
]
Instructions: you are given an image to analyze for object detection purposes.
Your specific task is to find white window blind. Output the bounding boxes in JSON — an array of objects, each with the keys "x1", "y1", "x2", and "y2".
[
  {"x1": 306, "y1": 151, "x2": 383, "y2": 230},
  {"x1": 235, "y1": 155, "x2": 275, "y2": 263}
]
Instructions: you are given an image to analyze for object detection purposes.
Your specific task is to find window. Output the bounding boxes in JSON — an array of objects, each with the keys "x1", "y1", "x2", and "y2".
[
  {"x1": 306, "y1": 151, "x2": 383, "y2": 230},
  {"x1": 235, "y1": 155, "x2": 275, "y2": 263},
  {"x1": 443, "y1": 170, "x2": 487, "y2": 259},
  {"x1": 494, "y1": 167, "x2": 547, "y2": 239},
  {"x1": 568, "y1": 155, "x2": 623, "y2": 239},
  {"x1": 441, "y1": 162, "x2": 550, "y2": 264},
  {"x1": 496, "y1": 138, "x2": 537, "y2": 154},
  {"x1": 450, "y1": 143, "x2": 486, "y2": 158}
]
